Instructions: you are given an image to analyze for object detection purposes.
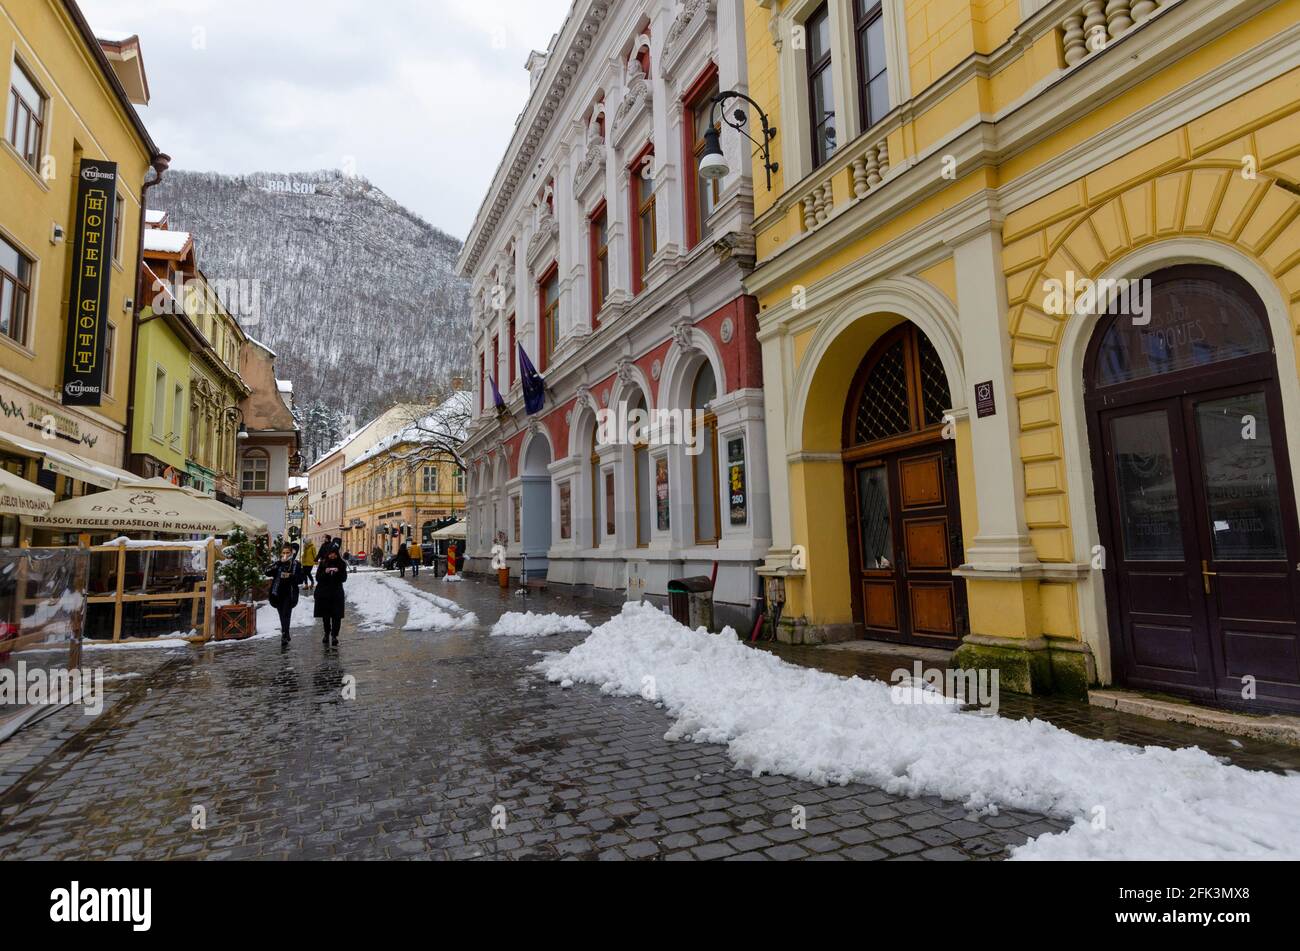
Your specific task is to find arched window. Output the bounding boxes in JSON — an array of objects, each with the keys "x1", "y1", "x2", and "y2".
[
  {"x1": 845, "y1": 324, "x2": 951, "y2": 449},
  {"x1": 1091, "y1": 270, "x2": 1271, "y2": 389},
  {"x1": 692, "y1": 363, "x2": 720, "y2": 545}
]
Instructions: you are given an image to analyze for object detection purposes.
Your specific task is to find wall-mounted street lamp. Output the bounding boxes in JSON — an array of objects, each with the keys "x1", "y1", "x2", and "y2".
[
  {"x1": 225, "y1": 406, "x2": 250, "y2": 441},
  {"x1": 699, "y1": 90, "x2": 779, "y2": 192}
]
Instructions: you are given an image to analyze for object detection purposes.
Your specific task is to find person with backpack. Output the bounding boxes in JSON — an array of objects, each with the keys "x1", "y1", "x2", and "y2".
[{"x1": 301, "y1": 538, "x2": 318, "y2": 591}]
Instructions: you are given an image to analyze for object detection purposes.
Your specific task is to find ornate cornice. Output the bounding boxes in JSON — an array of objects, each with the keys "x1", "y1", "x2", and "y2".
[{"x1": 458, "y1": 0, "x2": 613, "y2": 277}]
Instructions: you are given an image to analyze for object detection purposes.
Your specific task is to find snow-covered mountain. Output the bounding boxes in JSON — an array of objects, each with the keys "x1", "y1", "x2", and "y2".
[{"x1": 150, "y1": 169, "x2": 471, "y2": 461}]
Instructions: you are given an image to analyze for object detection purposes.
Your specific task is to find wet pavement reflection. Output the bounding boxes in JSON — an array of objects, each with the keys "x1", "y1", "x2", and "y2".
[{"x1": 0, "y1": 575, "x2": 1288, "y2": 861}]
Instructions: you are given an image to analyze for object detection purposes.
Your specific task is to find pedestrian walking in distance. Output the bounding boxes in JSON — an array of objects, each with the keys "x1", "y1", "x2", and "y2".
[
  {"x1": 315, "y1": 548, "x2": 348, "y2": 645},
  {"x1": 267, "y1": 544, "x2": 306, "y2": 646},
  {"x1": 409, "y1": 540, "x2": 422, "y2": 579},
  {"x1": 396, "y1": 541, "x2": 412, "y2": 578},
  {"x1": 301, "y1": 538, "x2": 317, "y2": 591}
]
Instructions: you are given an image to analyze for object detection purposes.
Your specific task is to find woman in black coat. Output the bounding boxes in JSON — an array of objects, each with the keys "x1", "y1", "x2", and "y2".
[
  {"x1": 395, "y1": 542, "x2": 412, "y2": 578},
  {"x1": 314, "y1": 548, "x2": 348, "y2": 645},
  {"x1": 267, "y1": 544, "x2": 306, "y2": 646}
]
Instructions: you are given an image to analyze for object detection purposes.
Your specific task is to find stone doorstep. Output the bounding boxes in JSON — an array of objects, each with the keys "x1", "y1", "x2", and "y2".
[
  {"x1": 817, "y1": 640, "x2": 954, "y2": 665},
  {"x1": 1089, "y1": 689, "x2": 1300, "y2": 749}
]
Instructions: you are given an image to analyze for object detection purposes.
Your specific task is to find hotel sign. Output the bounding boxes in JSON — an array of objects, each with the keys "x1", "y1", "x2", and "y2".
[{"x1": 61, "y1": 160, "x2": 119, "y2": 407}]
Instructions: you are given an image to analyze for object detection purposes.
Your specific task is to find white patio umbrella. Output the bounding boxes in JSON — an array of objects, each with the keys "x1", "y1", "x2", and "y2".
[
  {"x1": 0, "y1": 468, "x2": 54, "y2": 517},
  {"x1": 24, "y1": 478, "x2": 267, "y2": 536}
]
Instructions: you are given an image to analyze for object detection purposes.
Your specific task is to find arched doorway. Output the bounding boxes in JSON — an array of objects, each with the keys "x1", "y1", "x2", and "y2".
[
  {"x1": 1086, "y1": 264, "x2": 1300, "y2": 711},
  {"x1": 843, "y1": 323, "x2": 967, "y2": 646},
  {"x1": 521, "y1": 434, "x2": 553, "y2": 581}
]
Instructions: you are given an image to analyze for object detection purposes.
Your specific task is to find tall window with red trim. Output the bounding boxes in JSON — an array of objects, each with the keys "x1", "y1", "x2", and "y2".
[
  {"x1": 479, "y1": 351, "x2": 486, "y2": 412},
  {"x1": 629, "y1": 145, "x2": 656, "y2": 295},
  {"x1": 590, "y1": 203, "x2": 609, "y2": 323},
  {"x1": 539, "y1": 265, "x2": 560, "y2": 369},
  {"x1": 684, "y1": 70, "x2": 721, "y2": 249},
  {"x1": 508, "y1": 315, "x2": 517, "y2": 386}
]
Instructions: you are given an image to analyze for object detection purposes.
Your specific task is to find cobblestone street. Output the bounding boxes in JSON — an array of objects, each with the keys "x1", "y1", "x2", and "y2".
[{"x1": 2, "y1": 575, "x2": 1297, "y2": 862}]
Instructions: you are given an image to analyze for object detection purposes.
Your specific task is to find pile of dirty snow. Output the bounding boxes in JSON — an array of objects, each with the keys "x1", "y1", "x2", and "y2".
[
  {"x1": 491, "y1": 612, "x2": 592, "y2": 638},
  {"x1": 534, "y1": 602, "x2": 1300, "y2": 861}
]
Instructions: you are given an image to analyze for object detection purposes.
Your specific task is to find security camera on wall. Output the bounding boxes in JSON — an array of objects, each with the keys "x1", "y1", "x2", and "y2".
[
  {"x1": 123, "y1": 297, "x2": 135, "y2": 312},
  {"x1": 51, "y1": 222, "x2": 65, "y2": 245}
]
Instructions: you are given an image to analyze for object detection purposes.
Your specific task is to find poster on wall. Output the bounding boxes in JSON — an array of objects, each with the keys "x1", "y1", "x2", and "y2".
[
  {"x1": 61, "y1": 159, "x2": 119, "y2": 407},
  {"x1": 512, "y1": 495, "x2": 521, "y2": 542},
  {"x1": 728, "y1": 437, "x2": 747, "y2": 526},
  {"x1": 655, "y1": 457, "x2": 670, "y2": 531},
  {"x1": 559, "y1": 482, "x2": 572, "y2": 539}
]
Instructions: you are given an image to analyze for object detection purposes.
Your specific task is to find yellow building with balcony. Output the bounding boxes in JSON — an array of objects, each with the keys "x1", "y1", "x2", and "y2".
[
  {"x1": 0, "y1": 1, "x2": 165, "y2": 544},
  {"x1": 743, "y1": 0, "x2": 1300, "y2": 713}
]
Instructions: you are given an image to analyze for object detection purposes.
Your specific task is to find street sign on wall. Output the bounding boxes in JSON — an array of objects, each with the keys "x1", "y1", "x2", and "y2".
[{"x1": 61, "y1": 160, "x2": 119, "y2": 407}]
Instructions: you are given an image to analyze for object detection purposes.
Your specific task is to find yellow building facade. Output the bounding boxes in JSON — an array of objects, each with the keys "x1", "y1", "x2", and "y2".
[
  {"x1": 0, "y1": 1, "x2": 164, "y2": 543},
  {"x1": 343, "y1": 440, "x2": 466, "y2": 560},
  {"x1": 745, "y1": 0, "x2": 1300, "y2": 712}
]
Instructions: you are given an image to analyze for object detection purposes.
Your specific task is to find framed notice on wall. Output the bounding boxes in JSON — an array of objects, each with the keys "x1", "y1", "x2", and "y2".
[
  {"x1": 655, "y1": 456, "x2": 670, "y2": 531},
  {"x1": 512, "y1": 495, "x2": 521, "y2": 542},
  {"x1": 62, "y1": 159, "x2": 119, "y2": 407},
  {"x1": 728, "y1": 437, "x2": 747, "y2": 526},
  {"x1": 559, "y1": 481, "x2": 572, "y2": 539}
]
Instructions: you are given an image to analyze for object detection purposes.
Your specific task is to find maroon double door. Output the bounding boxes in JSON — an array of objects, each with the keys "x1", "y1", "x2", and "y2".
[{"x1": 1087, "y1": 266, "x2": 1300, "y2": 712}]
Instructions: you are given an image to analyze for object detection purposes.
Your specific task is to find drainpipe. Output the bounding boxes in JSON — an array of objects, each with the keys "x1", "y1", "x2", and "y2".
[{"x1": 122, "y1": 153, "x2": 172, "y2": 473}]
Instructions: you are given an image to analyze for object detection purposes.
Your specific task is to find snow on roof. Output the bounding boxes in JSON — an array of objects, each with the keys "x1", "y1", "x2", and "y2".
[
  {"x1": 348, "y1": 392, "x2": 471, "y2": 469},
  {"x1": 287, "y1": 476, "x2": 309, "y2": 492},
  {"x1": 143, "y1": 229, "x2": 191, "y2": 254},
  {"x1": 246, "y1": 335, "x2": 276, "y2": 357},
  {"x1": 276, "y1": 380, "x2": 294, "y2": 394},
  {"x1": 145, "y1": 209, "x2": 166, "y2": 225}
]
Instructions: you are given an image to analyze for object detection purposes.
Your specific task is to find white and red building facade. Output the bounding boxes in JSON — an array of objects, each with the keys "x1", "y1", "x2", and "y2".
[{"x1": 457, "y1": 0, "x2": 769, "y2": 631}]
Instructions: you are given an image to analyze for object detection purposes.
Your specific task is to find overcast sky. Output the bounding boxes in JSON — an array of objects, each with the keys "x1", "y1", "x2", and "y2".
[{"x1": 78, "y1": 0, "x2": 573, "y2": 239}]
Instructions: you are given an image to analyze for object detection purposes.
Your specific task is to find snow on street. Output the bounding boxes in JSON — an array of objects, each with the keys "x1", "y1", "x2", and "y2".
[{"x1": 536, "y1": 602, "x2": 1300, "y2": 861}]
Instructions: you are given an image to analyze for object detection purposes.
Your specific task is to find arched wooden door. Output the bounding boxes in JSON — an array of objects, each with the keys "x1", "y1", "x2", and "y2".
[
  {"x1": 1086, "y1": 265, "x2": 1300, "y2": 712},
  {"x1": 843, "y1": 324, "x2": 968, "y2": 647}
]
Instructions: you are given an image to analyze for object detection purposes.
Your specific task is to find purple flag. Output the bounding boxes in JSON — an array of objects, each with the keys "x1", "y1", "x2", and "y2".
[
  {"x1": 518, "y1": 343, "x2": 546, "y2": 415},
  {"x1": 489, "y1": 374, "x2": 506, "y2": 412}
]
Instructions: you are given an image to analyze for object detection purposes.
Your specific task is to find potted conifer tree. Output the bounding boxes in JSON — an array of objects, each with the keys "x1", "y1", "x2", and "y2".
[{"x1": 215, "y1": 528, "x2": 262, "y2": 640}]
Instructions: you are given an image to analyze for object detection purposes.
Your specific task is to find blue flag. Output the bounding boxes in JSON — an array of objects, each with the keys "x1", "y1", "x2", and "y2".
[
  {"x1": 489, "y1": 374, "x2": 506, "y2": 412},
  {"x1": 518, "y1": 343, "x2": 546, "y2": 415}
]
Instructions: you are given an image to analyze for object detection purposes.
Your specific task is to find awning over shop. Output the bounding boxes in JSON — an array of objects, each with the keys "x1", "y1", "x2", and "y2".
[
  {"x1": 0, "y1": 432, "x2": 142, "y2": 490},
  {"x1": 22, "y1": 478, "x2": 268, "y2": 536},
  {"x1": 429, "y1": 520, "x2": 467, "y2": 540},
  {"x1": 0, "y1": 467, "x2": 54, "y2": 517}
]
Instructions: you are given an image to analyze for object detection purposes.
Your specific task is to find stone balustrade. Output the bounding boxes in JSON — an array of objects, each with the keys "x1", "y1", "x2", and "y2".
[
  {"x1": 801, "y1": 136, "x2": 891, "y2": 233},
  {"x1": 1061, "y1": 0, "x2": 1173, "y2": 67}
]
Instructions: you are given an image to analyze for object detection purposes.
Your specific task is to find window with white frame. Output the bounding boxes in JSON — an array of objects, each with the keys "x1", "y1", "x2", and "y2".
[
  {"x1": 241, "y1": 452, "x2": 269, "y2": 492},
  {"x1": 422, "y1": 465, "x2": 438, "y2": 493}
]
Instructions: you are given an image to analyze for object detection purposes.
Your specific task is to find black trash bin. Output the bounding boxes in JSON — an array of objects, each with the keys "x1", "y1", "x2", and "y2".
[{"x1": 667, "y1": 576, "x2": 715, "y2": 631}]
